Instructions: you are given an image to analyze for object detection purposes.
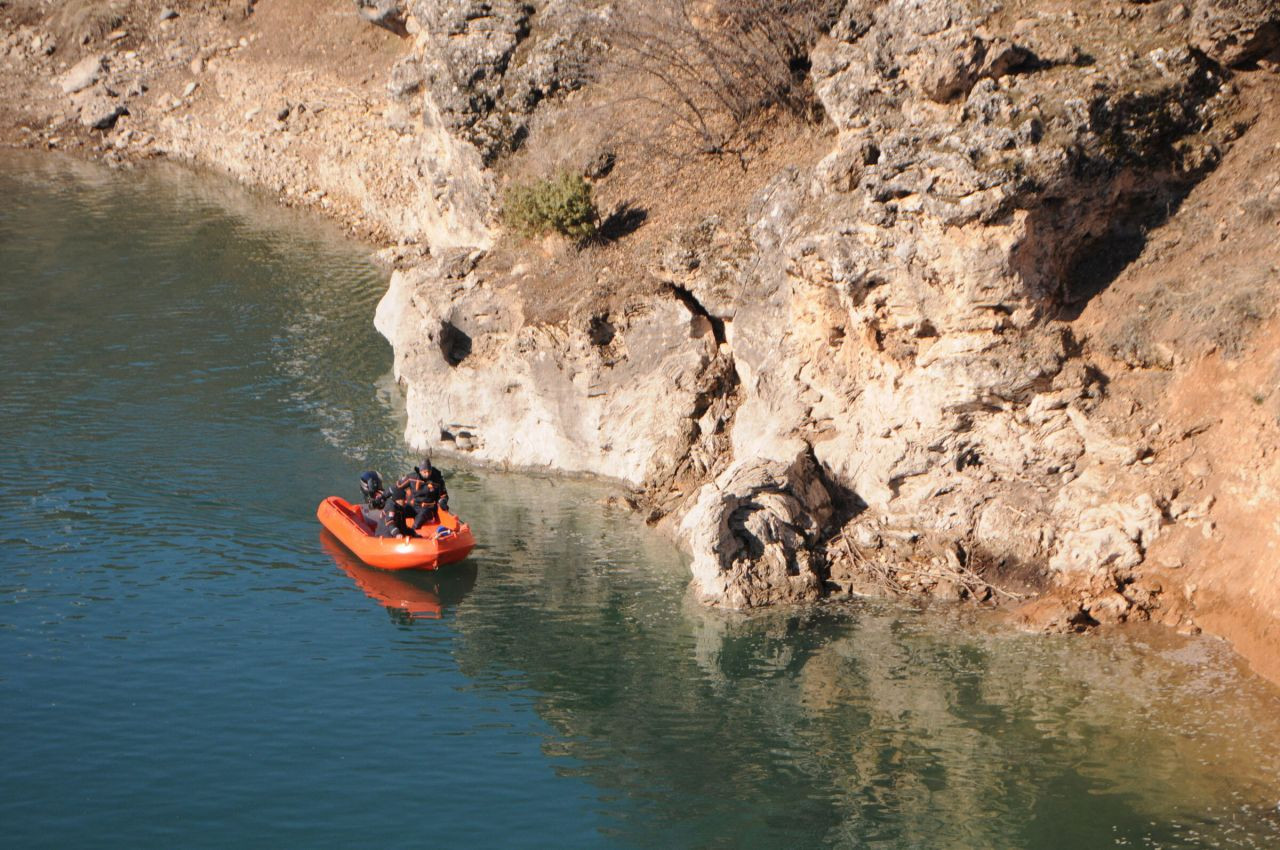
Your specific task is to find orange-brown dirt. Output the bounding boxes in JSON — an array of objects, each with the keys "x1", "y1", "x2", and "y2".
[{"x1": 1074, "y1": 73, "x2": 1280, "y2": 683}]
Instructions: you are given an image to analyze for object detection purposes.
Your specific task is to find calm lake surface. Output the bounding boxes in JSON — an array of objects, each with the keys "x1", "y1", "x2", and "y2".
[{"x1": 2, "y1": 154, "x2": 1279, "y2": 849}]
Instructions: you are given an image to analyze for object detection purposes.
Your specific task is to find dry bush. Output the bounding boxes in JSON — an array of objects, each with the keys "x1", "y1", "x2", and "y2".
[
  {"x1": 1241, "y1": 189, "x2": 1280, "y2": 224},
  {"x1": 604, "y1": 0, "x2": 837, "y2": 155}
]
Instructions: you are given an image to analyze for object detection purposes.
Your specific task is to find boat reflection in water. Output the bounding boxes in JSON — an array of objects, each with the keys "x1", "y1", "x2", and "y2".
[{"x1": 320, "y1": 531, "x2": 477, "y2": 622}]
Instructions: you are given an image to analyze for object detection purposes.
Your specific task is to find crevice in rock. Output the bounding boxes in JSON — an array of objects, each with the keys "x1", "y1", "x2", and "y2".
[
  {"x1": 587, "y1": 313, "x2": 615, "y2": 347},
  {"x1": 664, "y1": 282, "x2": 726, "y2": 346},
  {"x1": 439, "y1": 320, "x2": 472, "y2": 366}
]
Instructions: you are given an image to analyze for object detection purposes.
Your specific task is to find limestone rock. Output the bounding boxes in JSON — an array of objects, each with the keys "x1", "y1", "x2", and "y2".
[
  {"x1": 60, "y1": 55, "x2": 104, "y2": 94},
  {"x1": 355, "y1": 0, "x2": 409, "y2": 35},
  {"x1": 678, "y1": 452, "x2": 834, "y2": 608},
  {"x1": 1011, "y1": 593, "x2": 1094, "y2": 633},
  {"x1": 406, "y1": 0, "x2": 602, "y2": 162},
  {"x1": 1085, "y1": 590, "x2": 1133, "y2": 625},
  {"x1": 1066, "y1": 406, "x2": 1139, "y2": 466},
  {"x1": 370, "y1": 0, "x2": 1243, "y2": 619},
  {"x1": 78, "y1": 94, "x2": 128, "y2": 130},
  {"x1": 375, "y1": 254, "x2": 720, "y2": 485},
  {"x1": 1050, "y1": 495, "x2": 1162, "y2": 576}
]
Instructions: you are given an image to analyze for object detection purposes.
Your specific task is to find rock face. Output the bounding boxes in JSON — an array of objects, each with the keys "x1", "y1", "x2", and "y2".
[
  {"x1": 405, "y1": 0, "x2": 602, "y2": 162},
  {"x1": 371, "y1": 0, "x2": 1280, "y2": 633},
  {"x1": 697, "y1": 0, "x2": 1223, "y2": 604},
  {"x1": 375, "y1": 249, "x2": 726, "y2": 485},
  {"x1": 1191, "y1": 0, "x2": 1280, "y2": 67}
]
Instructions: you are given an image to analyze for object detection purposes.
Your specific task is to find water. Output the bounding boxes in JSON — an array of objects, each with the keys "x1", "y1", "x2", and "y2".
[{"x1": 1, "y1": 154, "x2": 1279, "y2": 849}]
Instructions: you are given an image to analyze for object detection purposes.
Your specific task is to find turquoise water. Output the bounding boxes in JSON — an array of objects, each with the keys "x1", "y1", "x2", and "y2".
[{"x1": 2, "y1": 155, "x2": 1279, "y2": 849}]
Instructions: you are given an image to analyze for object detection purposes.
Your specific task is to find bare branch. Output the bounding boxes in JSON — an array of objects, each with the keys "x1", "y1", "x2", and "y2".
[{"x1": 602, "y1": 0, "x2": 832, "y2": 156}]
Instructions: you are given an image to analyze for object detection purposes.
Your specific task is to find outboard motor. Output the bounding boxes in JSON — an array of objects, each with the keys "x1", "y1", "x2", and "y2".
[{"x1": 359, "y1": 471, "x2": 386, "y2": 509}]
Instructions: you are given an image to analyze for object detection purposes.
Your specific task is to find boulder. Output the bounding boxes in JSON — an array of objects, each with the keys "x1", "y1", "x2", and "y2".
[
  {"x1": 60, "y1": 55, "x2": 104, "y2": 94},
  {"x1": 1049, "y1": 495, "x2": 1162, "y2": 576},
  {"x1": 679, "y1": 452, "x2": 834, "y2": 609},
  {"x1": 78, "y1": 95, "x2": 128, "y2": 130},
  {"x1": 354, "y1": 0, "x2": 408, "y2": 35}
]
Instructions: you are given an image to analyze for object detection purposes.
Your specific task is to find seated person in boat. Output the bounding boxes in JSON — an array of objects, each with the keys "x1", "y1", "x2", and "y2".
[
  {"x1": 370, "y1": 499, "x2": 405, "y2": 538},
  {"x1": 385, "y1": 484, "x2": 420, "y2": 537},
  {"x1": 361, "y1": 470, "x2": 413, "y2": 538},
  {"x1": 403, "y1": 478, "x2": 442, "y2": 533},
  {"x1": 398, "y1": 457, "x2": 449, "y2": 513},
  {"x1": 359, "y1": 470, "x2": 388, "y2": 521}
]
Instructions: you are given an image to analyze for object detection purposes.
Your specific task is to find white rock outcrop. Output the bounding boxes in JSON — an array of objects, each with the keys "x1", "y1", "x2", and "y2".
[{"x1": 376, "y1": 252, "x2": 723, "y2": 485}]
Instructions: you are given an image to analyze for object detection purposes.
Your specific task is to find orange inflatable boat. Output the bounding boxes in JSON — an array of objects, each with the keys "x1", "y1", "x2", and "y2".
[{"x1": 316, "y1": 495, "x2": 476, "y2": 570}]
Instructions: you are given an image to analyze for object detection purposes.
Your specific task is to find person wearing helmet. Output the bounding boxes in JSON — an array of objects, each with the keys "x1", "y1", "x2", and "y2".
[
  {"x1": 396, "y1": 458, "x2": 449, "y2": 527},
  {"x1": 358, "y1": 471, "x2": 388, "y2": 527},
  {"x1": 359, "y1": 471, "x2": 386, "y2": 504},
  {"x1": 418, "y1": 457, "x2": 448, "y2": 512}
]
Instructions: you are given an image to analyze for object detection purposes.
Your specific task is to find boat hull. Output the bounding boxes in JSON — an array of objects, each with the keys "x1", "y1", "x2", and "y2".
[{"x1": 316, "y1": 496, "x2": 476, "y2": 570}]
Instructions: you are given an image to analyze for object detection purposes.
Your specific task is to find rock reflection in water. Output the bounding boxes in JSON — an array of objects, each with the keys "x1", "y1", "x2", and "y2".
[{"x1": 444, "y1": 476, "x2": 1280, "y2": 848}]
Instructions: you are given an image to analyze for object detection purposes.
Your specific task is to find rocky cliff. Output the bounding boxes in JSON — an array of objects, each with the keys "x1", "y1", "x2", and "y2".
[{"x1": 3, "y1": 0, "x2": 1278, "y2": 678}]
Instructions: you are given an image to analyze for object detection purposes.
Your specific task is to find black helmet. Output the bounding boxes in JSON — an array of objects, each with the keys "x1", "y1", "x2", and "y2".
[{"x1": 359, "y1": 471, "x2": 384, "y2": 504}]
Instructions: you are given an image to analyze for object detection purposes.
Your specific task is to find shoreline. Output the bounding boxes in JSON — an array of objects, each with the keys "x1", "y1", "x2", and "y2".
[{"x1": 4, "y1": 0, "x2": 1279, "y2": 686}]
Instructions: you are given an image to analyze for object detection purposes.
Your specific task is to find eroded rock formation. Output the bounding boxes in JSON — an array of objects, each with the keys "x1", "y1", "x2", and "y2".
[
  {"x1": 361, "y1": 2, "x2": 1280, "y2": 655},
  {"x1": 3, "y1": 0, "x2": 1277, "y2": 676}
]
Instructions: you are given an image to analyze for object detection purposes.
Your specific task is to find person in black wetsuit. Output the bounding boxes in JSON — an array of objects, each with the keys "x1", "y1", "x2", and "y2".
[
  {"x1": 410, "y1": 458, "x2": 448, "y2": 512},
  {"x1": 423, "y1": 459, "x2": 448, "y2": 512},
  {"x1": 385, "y1": 481, "x2": 419, "y2": 537},
  {"x1": 396, "y1": 458, "x2": 449, "y2": 533},
  {"x1": 413, "y1": 478, "x2": 443, "y2": 532},
  {"x1": 360, "y1": 470, "x2": 416, "y2": 537},
  {"x1": 359, "y1": 471, "x2": 388, "y2": 526},
  {"x1": 372, "y1": 499, "x2": 404, "y2": 538}
]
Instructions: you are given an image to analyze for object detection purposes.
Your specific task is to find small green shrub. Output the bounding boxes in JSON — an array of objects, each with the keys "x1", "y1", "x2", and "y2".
[{"x1": 501, "y1": 173, "x2": 599, "y2": 242}]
